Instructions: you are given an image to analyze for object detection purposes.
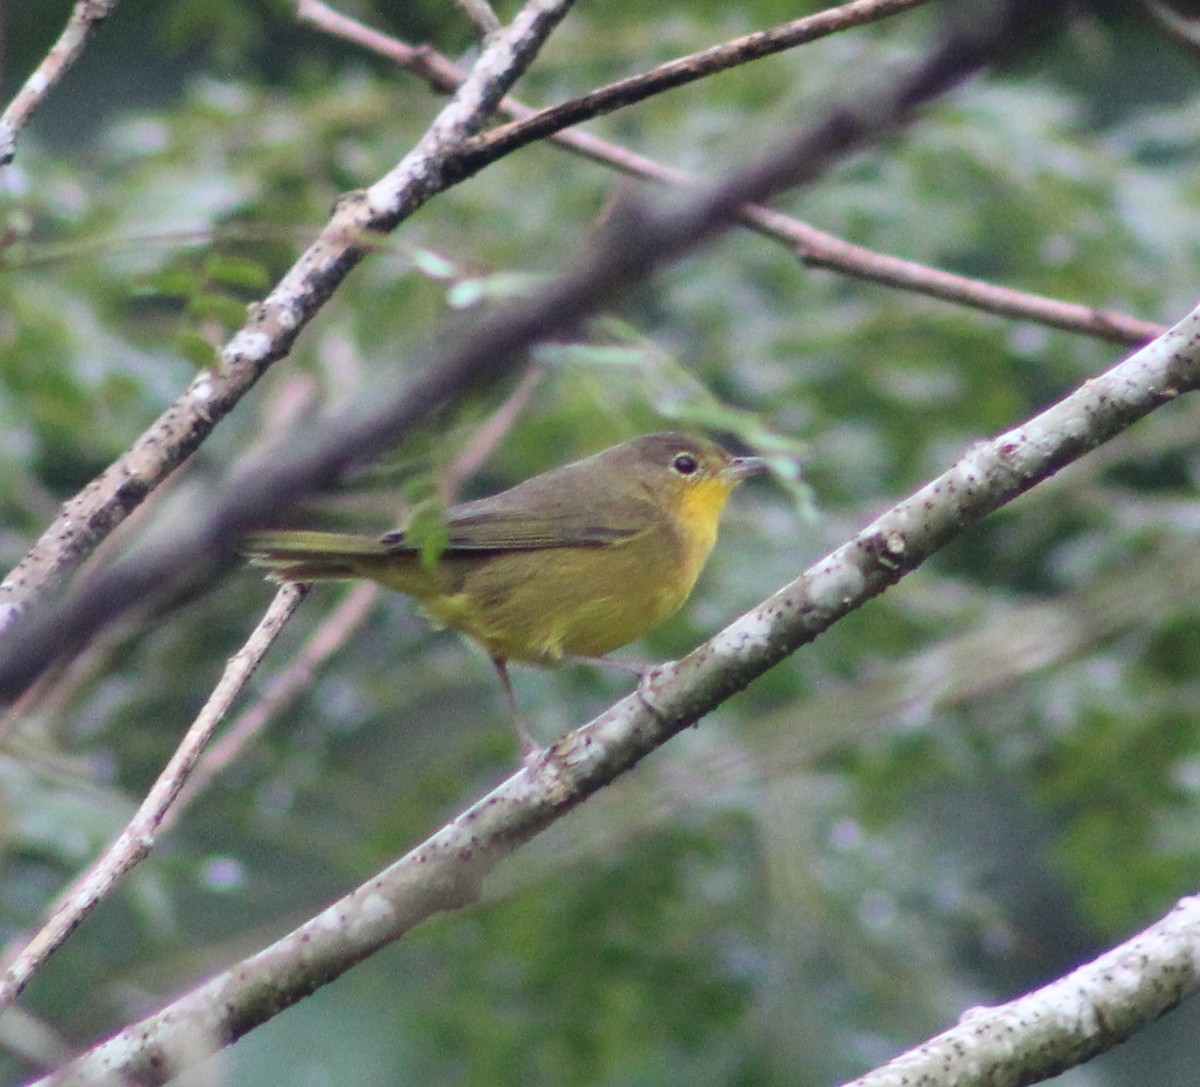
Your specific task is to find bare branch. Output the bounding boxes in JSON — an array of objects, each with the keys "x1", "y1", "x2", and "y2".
[
  {"x1": 296, "y1": 0, "x2": 466, "y2": 90},
  {"x1": 0, "y1": 0, "x2": 121, "y2": 166},
  {"x1": 455, "y1": 0, "x2": 938, "y2": 164},
  {"x1": 1143, "y1": 0, "x2": 1200, "y2": 59},
  {"x1": 841, "y1": 896, "x2": 1200, "y2": 1087},
  {"x1": 457, "y1": 0, "x2": 502, "y2": 37},
  {"x1": 304, "y1": 0, "x2": 1162, "y2": 347},
  {"x1": 746, "y1": 206, "x2": 1165, "y2": 344},
  {"x1": 0, "y1": 0, "x2": 578, "y2": 627},
  {"x1": 168, "y1": 582, "x2": 375, "y2": 822},
  {"x1": 0, "y1": 584, "x2": 308, "y2": 1011}
]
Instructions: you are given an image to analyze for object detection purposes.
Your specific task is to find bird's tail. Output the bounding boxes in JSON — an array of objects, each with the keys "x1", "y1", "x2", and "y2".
[{"x1": 244, "y1": 530, "x2": 390, "y2": 583}]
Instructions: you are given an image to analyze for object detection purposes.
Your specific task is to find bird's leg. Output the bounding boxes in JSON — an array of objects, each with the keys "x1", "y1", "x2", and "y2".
[{"x1": 491, "y1": 657, "x2": 541, "y2": 760}]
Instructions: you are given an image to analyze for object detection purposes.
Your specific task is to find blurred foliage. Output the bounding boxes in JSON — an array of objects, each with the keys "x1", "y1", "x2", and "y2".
[{"x1": 3, "y1": 1, "x2": 1200, "y2": 1085}]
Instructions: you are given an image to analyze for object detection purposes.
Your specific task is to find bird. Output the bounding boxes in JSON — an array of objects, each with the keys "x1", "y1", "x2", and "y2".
[{"x1": 245, "y1": 432, "x2": 766, "y2": 752}]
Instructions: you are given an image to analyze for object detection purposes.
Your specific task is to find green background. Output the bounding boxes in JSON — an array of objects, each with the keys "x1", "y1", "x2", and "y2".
[{"x1": 2, "y1": 1, "x2": 1200, "y2": 1084}]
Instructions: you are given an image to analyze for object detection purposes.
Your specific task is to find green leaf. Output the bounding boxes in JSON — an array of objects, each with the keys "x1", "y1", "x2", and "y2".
[
  {"x1": 204, "y1": 255, "x2": 270, "y2": 291},
  {"x1": 175, "y1": 329, "x2": 219, "y2": 369}
]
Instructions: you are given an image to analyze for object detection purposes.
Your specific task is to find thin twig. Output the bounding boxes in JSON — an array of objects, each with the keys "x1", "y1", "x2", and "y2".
[
  {"x1": 749, "y1": 206, "x2": 1165, "y2": 344},
  {"x1": 1143, "y1": 0, "x2": 1200, "y2": 59},
  {"x1": 457, "y1": 0, "x2": 502, "y2": 37},
  {"x1": 0, "y1": 583, "x2": 307, "y2": 1011},
  {"x1": 456, "y1": 0, "x2": 937, "y2": 164},
  {"x1": 0, "y1": 0, "x2": 121, "y2": 166},
  {"x1": 296, "y1": 0, "x2": 464, "y2": 89},
  {"x1": 300, "y1": 0, "x2": 1163, "y2": 347},
  {"x1": 167, "y1": 582, "x2": 374, "y2": 823}
]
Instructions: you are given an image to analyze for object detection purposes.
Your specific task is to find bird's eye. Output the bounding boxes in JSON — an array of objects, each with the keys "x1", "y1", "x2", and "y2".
[{"x1": 672, "y1": 452, "x2": 699, "y2": 476}]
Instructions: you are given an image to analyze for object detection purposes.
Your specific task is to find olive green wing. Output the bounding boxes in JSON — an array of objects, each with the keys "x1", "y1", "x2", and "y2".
[
  {"x1": 380, "y1": 506, "x2": 648, "y2": 552},
  {"x1": 380, "y1": 465, "x2": 657, "y2": 552}
]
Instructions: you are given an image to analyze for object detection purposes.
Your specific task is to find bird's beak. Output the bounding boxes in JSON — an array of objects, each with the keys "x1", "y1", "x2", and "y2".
[{"x1": 728, "y1": 456, "x2": 769, "y2": 481}]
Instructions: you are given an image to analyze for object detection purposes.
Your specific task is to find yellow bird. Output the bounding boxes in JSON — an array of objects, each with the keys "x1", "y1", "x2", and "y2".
[{"x1": 246, "y1": 432, "x2": 765, "y2": 750}]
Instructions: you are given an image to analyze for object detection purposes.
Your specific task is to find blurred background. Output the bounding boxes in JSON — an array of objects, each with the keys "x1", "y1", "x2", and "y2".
[{"x1": 2, "y1": 0, "x2": 1200, "y2": 1083}]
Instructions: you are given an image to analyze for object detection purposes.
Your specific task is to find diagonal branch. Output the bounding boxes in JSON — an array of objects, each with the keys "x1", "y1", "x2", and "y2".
[
  {"x1": 301, "y1": 0, "x2": 1162, "y2": 346},
  {"x1": 167, "y1": 582, "x2": 376, "y2": 820},
  {"x1": 454, "y1": 0, "x2": 938, "y2": 164},
  {"x1": 0, "y1": 0, "x2": 121, "y2": 166},
  {"x1": 0, "y1": 584, "x2": 308, "y2": 1012},
  {"x1": 840, "y1": 895, "x2": 1200, "y2": 1086},
  {"x1": 0, "y1": 0, "x2": 577, "y2": 627}
]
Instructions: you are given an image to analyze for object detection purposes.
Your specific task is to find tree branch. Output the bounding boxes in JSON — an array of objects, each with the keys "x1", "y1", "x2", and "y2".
[
  {"x1": 841, "y1": 896, "x2": 1200, "y2": 1086},
  {"x1": 0, "y1": 584, "x2": 307, "y2": 1012},
  {"x1": 0, "y1": 0, "x2": 121, "y2": 166},
  {"x1": 0, "y1": 0, "x2": 577, "y2": 626},
  {"x1": 454, "y1": 0, "x2": 938, "y2": 166},
  {"x1": 167, "y1": 582, "x2": 376, "y2": 821},
  {"x1": 302, "y1": 0, "x2": 1162, "y2": 346}
]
